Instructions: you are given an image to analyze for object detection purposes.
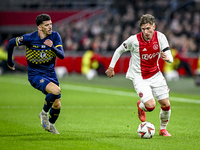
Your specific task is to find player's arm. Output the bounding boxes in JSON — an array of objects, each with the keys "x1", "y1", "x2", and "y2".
[
  {"x1": 106, "y1": 36, "x2": 133, "y2": 78},
  {"x1": 160, "y1": 47, "x2": 173, "y2": 63},
  {"x1": 105, "y1": 45, "x2": 126, "y2": 78},
  {"x1": 52, "y1": 45, "x2": 65, "y2": 59},
  {"x1": 44, "y1": 39, "x2": 65, "y2": 59},
  {"x1": 44, "y1": 32, "x2": 65, "y2": 59},
  {"x1": 158, "y1": 32, "x2": 173, "y2": 63},
  {"x1": 7, "y1": 38, "x2": 17, "y2": 70},
  {"x1": 7, "y1": 35, "x2": 28, "y2": 70}
]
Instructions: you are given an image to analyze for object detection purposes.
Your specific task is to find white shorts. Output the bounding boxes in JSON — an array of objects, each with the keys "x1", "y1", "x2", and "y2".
[{"x1": 132, "y1": 72, "x2": 169, "y2": 103}]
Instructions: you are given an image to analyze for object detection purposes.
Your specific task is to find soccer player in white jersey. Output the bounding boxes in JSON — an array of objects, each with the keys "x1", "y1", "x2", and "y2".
[{"x1": 105, "y1": 14, "x2": 173, "y2": 136}]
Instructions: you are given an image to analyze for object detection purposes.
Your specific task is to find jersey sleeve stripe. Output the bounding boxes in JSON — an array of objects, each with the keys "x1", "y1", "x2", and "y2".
[
  {"x1": 55, "y1": 45, "x2": 63, "y2": 48},
  {"x1": 162, "y1": 47, "x2": 170, "y2": 52},
  {"x1": 15, "y1": 37, "x2": 19, "y2": 46}
]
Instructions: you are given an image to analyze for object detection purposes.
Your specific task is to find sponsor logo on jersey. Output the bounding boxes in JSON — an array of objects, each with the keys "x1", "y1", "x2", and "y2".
[
  {"x1": 33, "y1": 45, "x2": 39, "y2": 48},
  {"x1": 41, "y1": 45, "x2": 46, "y2": 48},
  {"x1": 142, "y1": 52, "x2": 160, "y2": 60},
  {"x1": 26, "y1": 48, "x2": 56, "y2": 64}
]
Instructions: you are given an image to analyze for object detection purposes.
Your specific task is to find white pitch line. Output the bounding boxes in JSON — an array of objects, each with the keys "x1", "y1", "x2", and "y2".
[
  {"x1": 61, "y1": 84, "x2": 137, "y2": 97},
  {"x1": 0, "y1": 77, "x2": 200, "y2": 104},
  {"x1": 61, "y1": 84, "x2": 200, "y2": 104},
  {"x1": 0, "y1": 105, "x2": 135, "y2": 109}
]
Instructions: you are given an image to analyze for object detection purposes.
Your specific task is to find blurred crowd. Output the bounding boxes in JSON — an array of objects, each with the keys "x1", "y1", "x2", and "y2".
[
  {"x1": 56, "y1": 0, "x2": 200, "y2": 57},
  {"x1": 0, "y1": 0, "x2": 200, "y2": 57},
  {"x1": 1, "y1": 0, "x2": 200, "y2": 80}
]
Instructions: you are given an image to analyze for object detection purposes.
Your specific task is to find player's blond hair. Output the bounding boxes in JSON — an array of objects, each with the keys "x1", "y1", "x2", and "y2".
[{"x1": 139, "y1": 14, "x2": 155, "y2": 27}]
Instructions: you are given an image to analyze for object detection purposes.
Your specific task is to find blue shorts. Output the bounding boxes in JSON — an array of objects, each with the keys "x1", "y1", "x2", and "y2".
[{"x1": 28, "y1": 75, "x2": 59, "y2": 95}]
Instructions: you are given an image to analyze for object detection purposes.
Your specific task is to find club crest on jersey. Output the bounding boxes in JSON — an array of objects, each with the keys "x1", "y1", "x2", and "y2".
[
  {"x1": 123, "y1": 43, "x2": 127, "y2": 49},
  {"x1": 17, "y1": 36, "x2": 23, "y2": 43},
  {"x1": 40, "y1": 79, "x2": 44, "y2": 83},
  {"x1": 139, "y1": 92, "x2": 143, "y2": 98},
  {"x1": 153, "y1": 44, "x2": 159, "y2": 50}
]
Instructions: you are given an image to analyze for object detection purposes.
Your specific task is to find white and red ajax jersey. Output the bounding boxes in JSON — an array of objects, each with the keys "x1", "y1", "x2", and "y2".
[{"x1": 109, "y1": 31, "x2": 169, "y2": 79}]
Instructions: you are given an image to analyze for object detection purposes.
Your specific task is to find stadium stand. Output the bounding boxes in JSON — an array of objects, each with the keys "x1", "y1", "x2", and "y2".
[{"x1": 0, "y1": 0, "x2": 199, "y2": 76}]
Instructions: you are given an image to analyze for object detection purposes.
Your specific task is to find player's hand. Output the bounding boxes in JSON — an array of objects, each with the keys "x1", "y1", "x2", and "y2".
[
  {"x1": 7, "y1": 63, "x2": 15, "y2": 70},
  {"x1": 8, "y1": 60, "x2": 15, "y2": 70},
  {"x1": 44, "y1": 39, "x2": 53, "y2": 47},
  {"x1": 105, "y1": 67, "x2": 115, "y2": 78},
  {"x1": 160, "y1": 51, "x2": 169, "y2": 62}
]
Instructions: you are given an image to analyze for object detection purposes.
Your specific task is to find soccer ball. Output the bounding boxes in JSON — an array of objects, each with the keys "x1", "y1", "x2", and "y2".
[{"x1": 137, "y1": 122, "x2": 155, "y2": 139}]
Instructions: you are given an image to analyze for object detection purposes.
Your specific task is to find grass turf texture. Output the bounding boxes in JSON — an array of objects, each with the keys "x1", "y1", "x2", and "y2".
[{"x1": 0, "y1": 74, "x2": 200, "y2": 150}]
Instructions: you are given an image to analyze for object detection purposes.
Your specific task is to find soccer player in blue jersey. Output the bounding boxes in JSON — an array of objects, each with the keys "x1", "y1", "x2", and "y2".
[{"x1": 7, "y1": 14, "x2": 65, "y2": 134}]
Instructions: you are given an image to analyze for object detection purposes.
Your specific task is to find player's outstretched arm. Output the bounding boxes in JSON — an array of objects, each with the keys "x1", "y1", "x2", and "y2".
[
  {"x1": 105, "y1": 45, "x2": 125, "y2": 78},
  {"x1": 105, "y1": 67, "x2": 115, "y2": 78},
  {"x1": 7, "y1": 38, "x2": 16, "y2": 70}
]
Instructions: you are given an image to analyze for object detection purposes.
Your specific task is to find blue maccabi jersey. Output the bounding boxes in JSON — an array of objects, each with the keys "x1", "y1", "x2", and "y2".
[{"x1": 15, "y1": 31, "x2": 63, "y2": 77}]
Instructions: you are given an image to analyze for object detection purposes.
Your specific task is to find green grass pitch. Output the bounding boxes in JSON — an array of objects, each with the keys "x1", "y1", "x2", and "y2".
[{"x1": 0, "y1": 74, "x2": 200, "y2": 150}]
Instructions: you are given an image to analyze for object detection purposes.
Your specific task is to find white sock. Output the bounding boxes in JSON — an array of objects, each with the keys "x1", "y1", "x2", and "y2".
[
  {"x1": 42, "y1": 109, "x2": 48, "y2": 114},
  {"x1": 159, "y1": 109, "x2": 171, "y2": 129},
  {"x1": 49, "y1": 122, "x2": 54, "y2": 126},
  {"x1": 139, "y1": 102, "x2": 147, "y2": 112}
]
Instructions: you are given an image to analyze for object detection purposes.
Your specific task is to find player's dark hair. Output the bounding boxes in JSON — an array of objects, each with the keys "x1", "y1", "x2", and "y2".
[
  {"x1": 35, "y1": 14, "x2": 51, "y2": 26},
  {"x1": 139, "y1": 14, "x2": 155, "y2": 26}
]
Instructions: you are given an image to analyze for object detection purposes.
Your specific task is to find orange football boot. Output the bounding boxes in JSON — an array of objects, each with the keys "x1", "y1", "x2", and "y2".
[
  {"x1": 137, "y1": 100, "x2": 146, "y2": 122},
  {"x1": 159, "y1": 129, "x2": 171, "y2": 136}
]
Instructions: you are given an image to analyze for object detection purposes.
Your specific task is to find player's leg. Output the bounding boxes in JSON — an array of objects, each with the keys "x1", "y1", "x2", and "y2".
[
  {"x1": 158, "y1": 97, "x2": 171, "y2": 136},
  {"x1": 48, "y1": 98, "x2": 61, "y2": 134},
  {"x1": 29, "y1": 76, "x2": 61, "y2": 133},
  {"x1": 45, "y1": 82, "x2": 61, "y2": 134},
  {"x1": 28, "y1": 76, "x2": 52, "y2": 131},
  {"x1": 151, "y1": 72, "x2": 171, "y2": 136},
  {"x1": 45, "y1": 82, "x2": 61, "y2": 95},
  {"x1": 137, "y1": 98, "x2": 156, "y2": 122},
  {"x1": 133, "y1": 79, "x2": 156, "y2": 122},
  {"x1": 44, "y1": 82, "x2": 61, "y2": 111},
  {"x1": 39, "y1": 83, "x2": 61, "y2": 132},
  {"x1": 43, "y1": 82, "x2": 61, "y2": 114}
]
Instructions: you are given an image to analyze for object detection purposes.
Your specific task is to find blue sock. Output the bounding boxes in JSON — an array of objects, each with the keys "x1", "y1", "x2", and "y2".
[
  {"x1": 43, "y1": 94, "x2": 60, "y2": 112},
  {"x1": 49, "y1": 108, "x2": 61, "y2": 124}
]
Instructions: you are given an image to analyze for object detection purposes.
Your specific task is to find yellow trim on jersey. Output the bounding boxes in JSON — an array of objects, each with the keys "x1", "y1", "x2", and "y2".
[
  {"x1": 15, "y1": 37, "x2": 19, "y2": 46},
  {"x1": 55, "y1": 45, "x2": 63, "y2": 48},
  {"x1": 197, "y1": 56, "x2": 200, "y2": 71}
]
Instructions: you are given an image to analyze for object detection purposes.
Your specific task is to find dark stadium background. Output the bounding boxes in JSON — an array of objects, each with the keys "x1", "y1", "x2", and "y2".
[{"x1": 0, "y1": 0, "x2": 199, "y2": 75}]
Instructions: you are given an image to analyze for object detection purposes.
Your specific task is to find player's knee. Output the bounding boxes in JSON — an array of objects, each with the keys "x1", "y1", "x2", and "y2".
[
  {"x1": 144, "y1": 99, "x2": 156, "y2": 108},
  {"x1": 159, "y1": 98, "x2": 170, "y2": 108},
  {"x1": 46, "y1": 82, "x2": 61, "y2": 95},
  {"x1": 52, "y1": 98, "x2": 61, "y2": 109},
  {"x1": 144, "y1": 100, "x2": 156, "y2": 112},
  {"x1": 54, "y1": 87, "x2": 61, "y2": 95},
  {"x1": 161, "y1": 103, "x2": 170, "y2": 108}
]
